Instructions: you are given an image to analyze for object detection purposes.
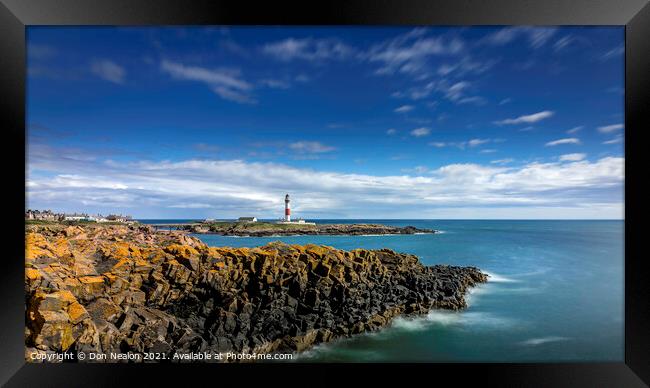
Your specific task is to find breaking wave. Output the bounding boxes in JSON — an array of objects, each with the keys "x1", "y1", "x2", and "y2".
[
  {"x1": 390, "y1": 310, "x2": 515, "y2": 333},
  {"x1": 518, "y1": 336, "x2": 569, "y2": 346},
  {"x1": 484, "y1": 271, "x2": 520, "y2": 283}
]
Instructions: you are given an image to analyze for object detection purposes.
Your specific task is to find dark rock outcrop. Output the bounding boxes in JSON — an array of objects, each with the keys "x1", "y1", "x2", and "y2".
[
  {"x1": 25, "y1": 224, "x2": 486, "y2": 362},
  {"x1": 191, "y1": 222, "x2": 436, "y2": 236}
]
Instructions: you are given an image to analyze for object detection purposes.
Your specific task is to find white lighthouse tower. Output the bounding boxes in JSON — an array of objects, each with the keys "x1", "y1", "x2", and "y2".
[{"x1": 284, "y1": 194, "x2": 291, "y2": 222}]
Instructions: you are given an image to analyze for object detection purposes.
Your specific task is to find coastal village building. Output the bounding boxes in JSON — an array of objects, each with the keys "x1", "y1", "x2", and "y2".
[
  {"x1": 63, "y1": 213, "x2": 93, "y2": 221},
  {"x1": 106, "y1": 214, "x2": 133, "y2": 223},
  {"x1": 25, "y1": 209, "x2": 64, "y2": 221},
  {"x1": 237, "y1": 217, "x2": 257, "y2": 223},
  {"x1": 26, "y1": 209, "x2": 132, "y2": 223}
]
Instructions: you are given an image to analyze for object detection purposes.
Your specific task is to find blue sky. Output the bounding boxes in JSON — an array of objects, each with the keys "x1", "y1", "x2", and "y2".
[{"x1": 26, "y1": 26, "x2": 624, "y2": 219}]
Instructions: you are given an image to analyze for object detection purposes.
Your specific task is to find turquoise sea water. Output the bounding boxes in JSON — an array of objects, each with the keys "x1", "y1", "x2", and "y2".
[{"x1": 143, "y1": 219, "x2": 624, "y2": 362}]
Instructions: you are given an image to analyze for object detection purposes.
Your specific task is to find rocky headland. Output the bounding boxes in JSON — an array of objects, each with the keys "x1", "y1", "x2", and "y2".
[
  {"x1": 186, "y1": 221, "x2": 436, "y2": 236},
  {"x1": 25, "y1": 223, "x2": 486, "y2": 362}
]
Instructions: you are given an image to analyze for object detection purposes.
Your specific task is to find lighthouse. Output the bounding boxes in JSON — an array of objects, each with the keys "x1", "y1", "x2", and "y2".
[{"x1": 284, "y1": 194, "x2": 291, "y2": 221}]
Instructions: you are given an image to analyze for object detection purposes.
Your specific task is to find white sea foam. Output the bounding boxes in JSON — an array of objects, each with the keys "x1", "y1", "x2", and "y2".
[
  {"x1": 428, "y1": 311, "x2": 514, "y2": 328},
  {"x1": 424, "y1": 310, "x2": 462, "y2": 325},
  {"x1": 468, "y1": 284, "x2": 492, "y2": 296},
  {"x1": 464, "y1": 284, "x2": 493, "y2": 306},
  {"x1": 388, "y1": 313, "x2": 450, "y2": 333},
  {"x1": 484, "y1": 271, "x2": 520, "y2": 283},
  {"x1": 464, "y1": 312, "x2": 516, "y2": 328},
  {"x1": 518, "y1": 336, "x2": 569, "y2": 346},
  {"x1": 390, "y1": 316, "x2": 430, "y2": 331},
  {"x1": 389, "y1": 309, "x2": 515, "y2": 333}
]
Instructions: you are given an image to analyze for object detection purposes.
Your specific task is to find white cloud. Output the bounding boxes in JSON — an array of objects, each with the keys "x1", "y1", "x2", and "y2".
[
  {"x1": 262, "y1": 37, "x2": 355, "y2": 62},
  {"x1": 366, "y1": 28, "x2": 464, "y2": 76},
  {"x1": 528, "y1": 28, "x2": 558, "y2": 48},
  {"x1": 401, "y1": 165, "x2": 430, "y2": 174},
  {"x1": 260, "y1": 79, "x2": 290, "y2": 89},
  {"x1": 480, "y1": 149, "x2": 497, "y2": 154},
  {"x1": 160, "y1": 60, "x2": 255, "y2": 104},
  {"x1": 601, "y1": 45, "x2": 624, "y2": 61},
  {"x1": 598, "y1": 124, "x2": 624, "y2": 133},
  {"x1": 219, "y1": 38, "x2": 249, "y2": 57},
  {"x1": 491, "y1": 158, "x2": 514, "y2": 164},
  {"x1": 288, "y1": 141, "x2": 336, "y2": 154},
  {"x1": 468, "y1": 138, "x2": 490, "y2": 147},
  {"x1": 160, "y1": 60, "x2": 249, "y2": 89},
  {"x1": 410, "y1": 127, "x2": 431, "y2": 137},
  {"x1": 559, "y1": 153, "x2": 586, "y2": 162},
  {"x1": 496, "y1": 110, "x2": 555, "y2": 125},
  {"x1": 27, "y1": 144, "x2": 624, "y2": 219},
  {"x1": 482, "y1": 28, "x2": 520, "y2": 45},
  {"x1": 211, "y1": 86, "x2": 255, "y2": 104},
  {"x1": 482, "y1": 27, "x2": 557, "y2": 49},
  {"x1": 458, "y1": 96, "x2": 487, "y2": 105},
  {"x1": 391, "y1": 81, "x2": 436, "y2": 100},
  {"x1": 603, "y1": 135, "x2": 624, "y2": 145},
  {"x1": 392, "y1": 79, "x2": 483, "y2": 105},
  {"x1": 444, "y1": 81, "x2": 470, "y2": 101},
  {"x1": 386, "y1": 128, "x2": 397, "y2": 135},
  {"x1": 394, "y1": 105, "x2": 415, "y2": 113},
  {"x1": 429, "y1": 138, "x2": 501, "y2": 150},
  {"x1": 566, "y1": 126, "x2": 583, "y2": 134},
  {"x1": 545, "y1": 138, "x2": 581, "y2": 146},
  {"x1": 499, "y1": 98, "x2": 512, "y2": 105},
  {"x1": 553, "y1": 35, "x2": 574, "y2": 52},
  {"x1": 168, "y1": 203, "x2": 213, "y2": 209},
  {"x1": 90, "y1": 59, "x2": 126, "y2": 84},
  {"x1": 436, "y1": 57, "x2": 498, "y2": 77}
]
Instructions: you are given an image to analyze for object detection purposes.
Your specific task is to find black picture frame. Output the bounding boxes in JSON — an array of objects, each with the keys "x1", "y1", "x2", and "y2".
[{"x1": 1, "y1": 0, "x2": 648, "y2": 386}]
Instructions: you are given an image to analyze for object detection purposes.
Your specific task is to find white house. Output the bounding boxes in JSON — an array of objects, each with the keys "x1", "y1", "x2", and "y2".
[{"x1": 63, "y1": 213, "x2": 91, "y2": 221}]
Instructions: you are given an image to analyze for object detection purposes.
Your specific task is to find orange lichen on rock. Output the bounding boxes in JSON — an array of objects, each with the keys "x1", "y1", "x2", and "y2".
[
  {"x1": 25, "y1": 268, "x2": 41, "y2": 281},
  {"x1": 25, "y1": 233, "x2": 53, "y2": 261},
  {"x1": 24, "y1": 222, "x2": 486, "y2": 362}
]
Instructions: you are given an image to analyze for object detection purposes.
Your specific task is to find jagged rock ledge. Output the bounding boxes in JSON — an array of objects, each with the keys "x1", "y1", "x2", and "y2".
[
  {"x1": 25, "y1": 224, "x2": 486, "y2": 362},
  {"x1": 186, "y1": 222, "x2": 436, "y2": 236}
]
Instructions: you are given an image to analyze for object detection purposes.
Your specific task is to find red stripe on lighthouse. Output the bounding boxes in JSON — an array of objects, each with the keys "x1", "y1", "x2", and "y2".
[{"x1": 285, "y1": 208, "x2": 290, "y2": 215}]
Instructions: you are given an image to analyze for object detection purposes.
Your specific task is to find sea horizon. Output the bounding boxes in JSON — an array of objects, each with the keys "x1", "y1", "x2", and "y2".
[{"x1": 135, "y1": 218, "x2": 624, "y2": 221}]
